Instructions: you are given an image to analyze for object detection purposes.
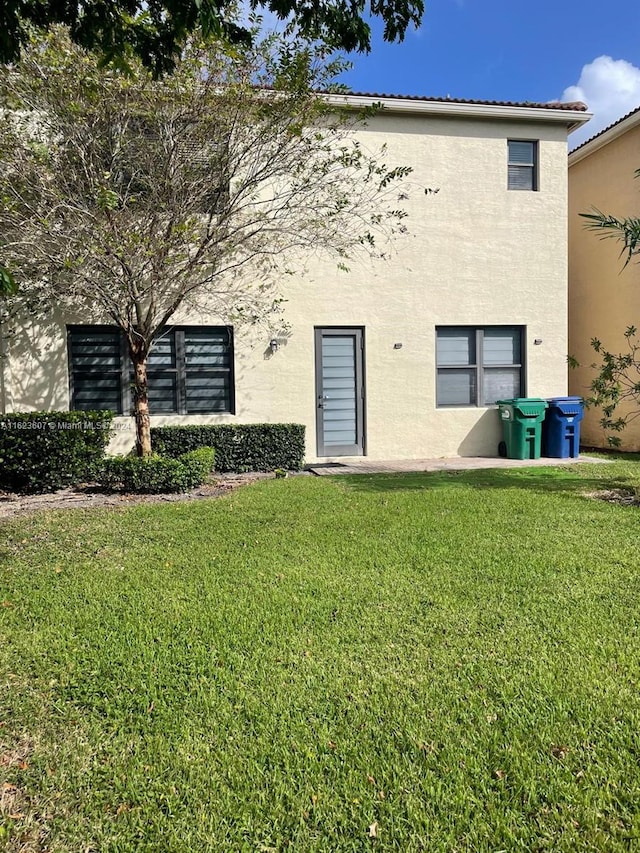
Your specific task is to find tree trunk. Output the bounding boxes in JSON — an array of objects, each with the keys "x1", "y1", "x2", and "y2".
[{"x1": 132, "y1": 356, "x2": 152, "y2": 457}]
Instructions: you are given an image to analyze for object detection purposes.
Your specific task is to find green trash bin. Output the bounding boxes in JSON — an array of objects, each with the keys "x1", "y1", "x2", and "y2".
[{"x1": 497, "y1": 398, "x2": 548, "y2": 459}]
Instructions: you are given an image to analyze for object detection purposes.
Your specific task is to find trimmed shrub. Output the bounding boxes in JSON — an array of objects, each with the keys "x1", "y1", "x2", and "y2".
[
  {"x1": 150, "y1": 423, "x2": 305, "y2": 473},
  {"x1": 99, "y1": 447, "x2": 215, "y2": 493},
  {"x1": 0, "y1": 410, "x2": 113, "y2": 493}
]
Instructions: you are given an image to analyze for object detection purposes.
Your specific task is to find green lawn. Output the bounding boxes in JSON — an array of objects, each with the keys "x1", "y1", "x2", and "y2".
[{"x1": 1, "y1": 460, "x2": 640, "y2": 851}]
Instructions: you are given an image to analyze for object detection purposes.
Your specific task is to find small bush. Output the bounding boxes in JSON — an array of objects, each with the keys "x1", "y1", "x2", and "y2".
[
  {"x1": 151, "y1": 423, "x2": 305, "y2": 472},
  {"x1": 0, "y1": 410, "x2": 113, "y2": 493},
  {"x1": 99, "y1": 447, "x2": 215, "y2": 493}
]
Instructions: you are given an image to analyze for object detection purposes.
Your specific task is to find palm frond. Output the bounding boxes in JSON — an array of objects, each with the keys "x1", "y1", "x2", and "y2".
[{"x1": 580, "y1": 208, "x2": 640, "y2": 267}]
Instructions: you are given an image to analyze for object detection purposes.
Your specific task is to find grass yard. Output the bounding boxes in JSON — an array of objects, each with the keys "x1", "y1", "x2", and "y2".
[{"x1": 1, "y1": 460, "x2": 640, "y2": 851}]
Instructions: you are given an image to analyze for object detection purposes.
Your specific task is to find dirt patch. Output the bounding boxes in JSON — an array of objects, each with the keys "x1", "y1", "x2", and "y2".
[
  {"x1": 0, "y1": 736, "x2": 32, "y2": 771},
  {"x1": 0, "y1": 472, "x2": 292, "y2": 521},
  {"x1": 0, "y1": 781, "x2": 46, "y2": 853},
  {"x1": 1, "y1": 747, "x2": 41, "y2": 852},
  {"x1": 585, "y1": 488, "x2": 640, "y2": 507}
]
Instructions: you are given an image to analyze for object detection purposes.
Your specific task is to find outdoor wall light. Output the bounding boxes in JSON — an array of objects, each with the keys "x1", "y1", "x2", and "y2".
[
  {"x1": 534, "y1": 338, "x2": 543, "y2": 345},
  {"x1": 269, "y1": 338, "x2": 279, "y2": 353}
]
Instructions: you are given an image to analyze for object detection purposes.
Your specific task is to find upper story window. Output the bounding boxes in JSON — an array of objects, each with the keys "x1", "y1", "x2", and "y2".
[
  {"x1": 436, "y1": 326, "x2": 524, "y2": 407},
  {"x1": 107, "y1": 119, "x2": 230, "y2": 215},
  {"x1": 507, "y1": 140, "x2": 538, "y2": 191},
  {"x1": 68, "y1": 325, "x2": 234, "y2": 415}
]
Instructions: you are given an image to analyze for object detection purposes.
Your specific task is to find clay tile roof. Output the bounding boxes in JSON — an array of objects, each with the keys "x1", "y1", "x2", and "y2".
[
  {"x1": 569, "y1": 103, "x2": 640, "y2": 153},
  {"x1": 346, "y1": 92, "x2": 589, "y2": 112}
]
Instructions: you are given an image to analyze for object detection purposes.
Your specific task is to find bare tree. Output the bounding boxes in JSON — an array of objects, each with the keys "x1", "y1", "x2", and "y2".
[{"x1": 0, "y1": 28, "x2": 411, "y2": 455}]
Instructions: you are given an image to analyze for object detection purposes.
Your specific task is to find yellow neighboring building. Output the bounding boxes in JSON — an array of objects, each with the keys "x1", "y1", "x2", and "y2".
[{"x1": 568, "y1": 108, "x2": 640, "y2": 450}]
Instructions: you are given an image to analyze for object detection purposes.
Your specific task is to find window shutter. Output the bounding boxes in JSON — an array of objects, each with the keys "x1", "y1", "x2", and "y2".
[
  {"x1": 69, "y1": 325, "x2": 234, "y2": 416},
  {"x1": 184, "y1": 328, "x2": 233, "y2": 412},
  {"x1": 436, "y1": 329, "x2": 475, "y2": 366},
  {"x1": 436, "y1": 369, "x2": 477, "y2": 406},
  {"x1": 483, "y1": 328, "x2": 521, "y2": 365},
  {"x1": 483, "y1": 369, "x2": 521, "y2": 405},
  {"x1": 145, "y1": 334, "x2": 178, "y2": 412},
  {"x1": 68, "y1": 327, "x2": 123, "y2": 412},
  {"x1": 508, "y1": 166, "x2": 534, "y2": 190},
  {"x1": 508, "y1": 141, "x2": 534, "y2": 165}
]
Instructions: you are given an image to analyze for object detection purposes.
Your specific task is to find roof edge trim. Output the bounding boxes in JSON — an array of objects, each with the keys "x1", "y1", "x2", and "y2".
[
  {"x1": 325, "y1": 94, "x2": 592, "y2": 132},
  {"x1": 569, "y1": 107, "x2": 640, "y2": 165}
]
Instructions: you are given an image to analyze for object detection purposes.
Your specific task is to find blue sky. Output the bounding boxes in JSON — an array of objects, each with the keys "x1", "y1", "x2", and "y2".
[{"x1": 336, "y1": 0, "x2": 640, "y2": 148}]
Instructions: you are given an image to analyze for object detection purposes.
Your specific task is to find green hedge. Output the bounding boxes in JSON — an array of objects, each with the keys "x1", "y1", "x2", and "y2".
[
  {"x1": 150, "y1": 423, "x2": 305, "y2": 473},
  {"x1": 0, "y1": 410, "x2": 113, "y2": 493},
  {"x1": 99, "y1": 447, "x2": 215, "y2": 494}
]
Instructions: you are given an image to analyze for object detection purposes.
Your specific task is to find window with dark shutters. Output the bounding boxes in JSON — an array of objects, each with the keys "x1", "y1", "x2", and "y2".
[{"x1": 68, "y1": 325, "x2": 234, "y2": 414}]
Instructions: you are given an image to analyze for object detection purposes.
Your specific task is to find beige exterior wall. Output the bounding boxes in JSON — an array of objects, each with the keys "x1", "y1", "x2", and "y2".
[
  {"x1": 2, "y1": 110, "x2": 574, "y2": 463},
  {"x1": 568, "y1": 123, "x2": 640, "y2": 450}
]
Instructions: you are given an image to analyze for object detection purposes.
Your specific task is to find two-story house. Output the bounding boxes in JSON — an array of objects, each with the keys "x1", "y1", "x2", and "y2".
[{"x1": 0, "y1": 94, "x2": 589, "y2": 462}]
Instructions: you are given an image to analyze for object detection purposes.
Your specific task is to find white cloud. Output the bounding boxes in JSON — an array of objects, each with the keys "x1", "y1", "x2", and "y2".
[{"x1": 562, "y1": 55, "x2": 640, "y2": 149}]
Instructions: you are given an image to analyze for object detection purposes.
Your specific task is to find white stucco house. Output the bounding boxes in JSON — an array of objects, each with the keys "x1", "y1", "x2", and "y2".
[{"x1": 0, "y1": 94, "x2": 590, "y2": 463}]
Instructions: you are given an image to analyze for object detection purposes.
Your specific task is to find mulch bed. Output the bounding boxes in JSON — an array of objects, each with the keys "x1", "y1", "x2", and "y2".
[
  {"x1": 586, "y1": 488, "x2": 640, "y2": 507},
  {"x1": 0, "y1": 472, "x2": 280, "y2": 520}
]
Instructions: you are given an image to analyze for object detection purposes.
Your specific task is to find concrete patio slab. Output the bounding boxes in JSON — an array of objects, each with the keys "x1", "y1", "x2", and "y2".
[{"x1": 308, "y1": 455, "x2": 605, "y2": 475}]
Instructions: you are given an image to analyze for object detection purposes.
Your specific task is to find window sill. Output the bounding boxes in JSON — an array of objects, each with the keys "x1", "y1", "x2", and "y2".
[{"x1": 436, "y1": 405, "x2": 500, "y2": 410}]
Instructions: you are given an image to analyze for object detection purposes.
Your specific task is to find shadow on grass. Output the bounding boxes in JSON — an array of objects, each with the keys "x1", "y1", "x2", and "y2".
[{"x1": 335, "y1": 464, "x2": 639, "y2": 498}]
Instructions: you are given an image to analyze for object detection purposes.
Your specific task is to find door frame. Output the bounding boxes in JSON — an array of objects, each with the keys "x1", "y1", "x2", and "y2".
[{"x1": 314, "y1": 326, "x2": 366, "y2": 457}]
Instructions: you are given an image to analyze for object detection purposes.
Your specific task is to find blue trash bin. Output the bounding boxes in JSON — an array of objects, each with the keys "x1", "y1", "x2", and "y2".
[{"x1": 543, "y1": 397, "x2": 584, "y2": 458}]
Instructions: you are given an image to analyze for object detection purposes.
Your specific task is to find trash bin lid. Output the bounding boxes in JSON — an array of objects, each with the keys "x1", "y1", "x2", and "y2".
[
  {"x1": 511, "y1": 397, "x2": 548, "y2": 417},
  {"x1": 547, "y1": 396, "x2": 584, "y2": 416}
]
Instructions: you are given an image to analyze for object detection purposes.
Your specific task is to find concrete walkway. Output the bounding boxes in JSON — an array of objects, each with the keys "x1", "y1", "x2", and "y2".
[{"x1": 308, "y1": 455, "x2": 605, "y2": 475}]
